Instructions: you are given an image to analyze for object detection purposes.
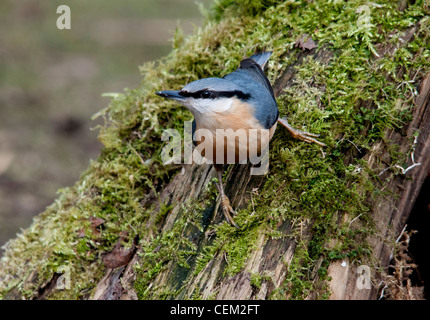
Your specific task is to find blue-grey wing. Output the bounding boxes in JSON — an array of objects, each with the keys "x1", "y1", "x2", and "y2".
[
  {"x1": 240, "y1": 57, "x2": 276, "y2": 102},
  {"x1": 224, "y1": 54, "x2": 276, "y2": 103},
  {"x1": 224, "y1": 53, "x2": 278, "y2": 128}
]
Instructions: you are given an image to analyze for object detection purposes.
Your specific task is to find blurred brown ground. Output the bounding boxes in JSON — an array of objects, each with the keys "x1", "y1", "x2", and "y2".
[{"x1": 0, "y1": 0, "x2": 209, "y2": 250}]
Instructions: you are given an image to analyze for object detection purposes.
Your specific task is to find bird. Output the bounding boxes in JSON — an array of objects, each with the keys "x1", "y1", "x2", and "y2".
[{"x1": 156, "y1": 51, "x2": 325, "y2": 228}]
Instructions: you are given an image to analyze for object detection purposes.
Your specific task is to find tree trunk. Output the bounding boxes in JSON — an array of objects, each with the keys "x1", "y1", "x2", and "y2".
[
  {"x1": 91, "y1": 25, "x2": 430, "y2": 301},
  {"x1": 1, "y1": 1, "x2": 429, "y2": 300}
]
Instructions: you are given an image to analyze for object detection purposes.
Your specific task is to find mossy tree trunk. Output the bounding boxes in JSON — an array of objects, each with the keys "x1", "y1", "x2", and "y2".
[
  {"x1": 91, "y1": 30, "x2": 430, "y2": 300},
  {"x1": 1, "y1": 1, "x2": 429, "y2": 300}
]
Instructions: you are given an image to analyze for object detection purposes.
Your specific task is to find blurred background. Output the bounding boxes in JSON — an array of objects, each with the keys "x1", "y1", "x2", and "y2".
[{"x1": 0, "y1": 0, "x2": 210, "y2": 251}]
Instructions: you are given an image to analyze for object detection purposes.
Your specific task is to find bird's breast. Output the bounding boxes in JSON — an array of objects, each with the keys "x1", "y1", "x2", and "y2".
[{"x1": 192, "y1": 98, "x2": 277, "y2": 164}]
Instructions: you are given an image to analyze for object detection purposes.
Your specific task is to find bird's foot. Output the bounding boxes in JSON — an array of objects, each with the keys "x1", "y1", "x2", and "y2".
[
  {"x1": 221, "y1": 195, "x2": 239, "y2": 228},
  {"x1": 278, "y1": 118, "x2": 326, "y2": 147}
]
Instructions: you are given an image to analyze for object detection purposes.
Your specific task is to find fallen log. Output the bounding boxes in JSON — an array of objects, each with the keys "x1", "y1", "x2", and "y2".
[{"x1": 1, "y1": 0, "x2": 429, "y2": 300}]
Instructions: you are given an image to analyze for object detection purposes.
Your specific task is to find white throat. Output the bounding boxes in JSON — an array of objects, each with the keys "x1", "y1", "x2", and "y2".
[{"x1": 185, "y1": 97, "x2": 233, "y2": 114}]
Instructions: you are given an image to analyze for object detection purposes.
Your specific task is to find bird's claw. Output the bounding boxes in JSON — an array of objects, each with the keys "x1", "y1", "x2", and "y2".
[
  {"x1": 289, "y1": 128, "x2": 326, "y2": 147},
  {"x1": 278, "y1": 118, "x2": 326, "y2": 147},
  {"x1": 221, "y1": 195, "x2": 239, "y2": 228}
]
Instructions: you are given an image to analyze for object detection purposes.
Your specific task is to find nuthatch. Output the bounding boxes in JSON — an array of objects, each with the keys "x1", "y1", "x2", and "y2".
[{"x1": 156, "y1": 51, "x2": 325, "y2": 228}]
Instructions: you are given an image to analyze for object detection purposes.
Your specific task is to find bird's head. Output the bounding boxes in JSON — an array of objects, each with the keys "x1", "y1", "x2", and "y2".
[{"x1": 155, "y1": 78, "x2": 250, "y2": 115}]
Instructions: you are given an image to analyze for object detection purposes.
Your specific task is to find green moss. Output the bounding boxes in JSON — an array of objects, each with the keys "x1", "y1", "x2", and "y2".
[
  {"x1": 250, "y1": 271, "x2": 273, "y2": 290},
  {"x1": 1, "y1": 0, "x2": 430, "y2": 300},
  {"x1": 133, "y1": 199, "x2": 204, "y2": 299},
  {"x1": 209, "y1": 0, "x2": 284, "y2": 21},
  {"x1": 194, "y1": 212, "x2": 261, "y2": 277}
]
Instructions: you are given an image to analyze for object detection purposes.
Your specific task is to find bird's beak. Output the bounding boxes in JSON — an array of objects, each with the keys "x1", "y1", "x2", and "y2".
[{"x1": 155, "y1": 90, "x2": 185, "y2": 101}]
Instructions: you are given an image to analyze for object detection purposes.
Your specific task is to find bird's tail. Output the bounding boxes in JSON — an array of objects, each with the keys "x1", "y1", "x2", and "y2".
[{"x1": 249, "y1": 51, "x2": 273, "y2": 69}]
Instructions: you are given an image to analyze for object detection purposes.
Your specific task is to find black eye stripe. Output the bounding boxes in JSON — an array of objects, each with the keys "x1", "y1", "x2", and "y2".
[
  {"x1": 178, "y1": 90, "x2": 250, "y2": 100},
  {"x1": 201, "y1": 91, "x2": 211, "y2": 98}
]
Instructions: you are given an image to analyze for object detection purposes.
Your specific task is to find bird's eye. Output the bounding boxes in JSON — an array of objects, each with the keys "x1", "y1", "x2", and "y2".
[{"x1": 200, "y1": 91, "x2": 212, "y2": 99}]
